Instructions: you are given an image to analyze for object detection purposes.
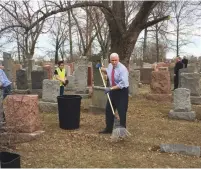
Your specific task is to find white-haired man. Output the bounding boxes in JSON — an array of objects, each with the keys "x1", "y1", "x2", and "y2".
[{"x1": 96, "y1": 53, "x2": 129, "y2": 134}]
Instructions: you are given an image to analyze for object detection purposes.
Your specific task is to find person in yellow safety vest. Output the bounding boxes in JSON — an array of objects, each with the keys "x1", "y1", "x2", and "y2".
[{"x1": 53, "y1": 61, "x2": 68, "y2": 96}]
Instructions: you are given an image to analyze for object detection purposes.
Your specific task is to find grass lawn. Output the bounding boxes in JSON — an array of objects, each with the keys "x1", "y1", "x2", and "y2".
[{"x1": 12, "y1": 88, "x2": 201, "y2": 168}]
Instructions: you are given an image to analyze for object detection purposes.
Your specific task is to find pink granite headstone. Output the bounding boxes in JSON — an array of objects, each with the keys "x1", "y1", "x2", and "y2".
[
  {"x1": 150, "y1": 71, "x2": 171, "y2": 94},
  {"x1": 3, "y1": 95, "x2": 41, "y2": 133}
]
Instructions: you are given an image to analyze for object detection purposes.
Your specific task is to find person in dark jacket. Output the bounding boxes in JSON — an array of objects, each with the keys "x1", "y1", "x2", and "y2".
[
  {"x1": 182, "y1": 56, "x2": 188, "y2": 68},
  {"x1": 174, "y1": 57, "x2": 184, "y2": 90}
]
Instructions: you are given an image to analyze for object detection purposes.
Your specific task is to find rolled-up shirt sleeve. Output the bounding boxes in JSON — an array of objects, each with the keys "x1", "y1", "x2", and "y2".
[{"x1": 116, "y1": 70, "x2": 129, "y2": 89}]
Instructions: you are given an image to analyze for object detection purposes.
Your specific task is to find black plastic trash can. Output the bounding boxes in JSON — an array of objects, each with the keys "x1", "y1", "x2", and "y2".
[
  {"x1": 57, "y1": 95, "x2": 82, "y2": 130},
  {"x1": 0, "y1": 151, "x2": 21, "y2": 168}
]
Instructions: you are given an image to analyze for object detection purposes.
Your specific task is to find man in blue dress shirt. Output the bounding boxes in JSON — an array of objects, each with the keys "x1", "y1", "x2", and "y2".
[
  {"x1": 96, "y1": 53, "x2": 129, "y2": 134},
  {"x1": 0, "y1": 69, "x2": 12, "y2": 123}
]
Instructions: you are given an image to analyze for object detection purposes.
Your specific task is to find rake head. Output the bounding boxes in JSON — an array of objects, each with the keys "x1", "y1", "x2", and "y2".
[{"x1": 110, "y1": 126, "x2": 131, "y2": 142}]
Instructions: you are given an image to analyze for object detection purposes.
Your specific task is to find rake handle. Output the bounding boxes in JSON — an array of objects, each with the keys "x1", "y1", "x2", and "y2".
[{"x1": 99, "y1": 67, "x2": 116, "y2": 116}]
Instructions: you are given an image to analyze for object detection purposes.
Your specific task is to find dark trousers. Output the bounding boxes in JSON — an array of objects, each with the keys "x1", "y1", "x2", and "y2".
[
  {"x1": 174, "y1": 75, "x2": 179, "y2": 89},
  {"x1": 105, "y1": 87, "x2": 129, "y2": 130},
  {"x1": 3, "y1": 85, "x2": 11, "y2": 99},
  {"x1": 2, "y1": 84, "x2": 11, "y2": 121},
  {"x1": 60, "y1": 86, "x2": 64, "y2": 96}
]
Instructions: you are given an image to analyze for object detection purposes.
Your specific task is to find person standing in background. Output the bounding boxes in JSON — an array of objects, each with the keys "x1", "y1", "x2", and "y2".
[
  {"x1": 53, "y1": 61, "x2": 68, "y2": 96},
  {"x1": 174, "y1": 57, "x2": 184, "y2": 90},
  {"x1": 182, "y1": 56, "x2": 188, "y2": 68}
]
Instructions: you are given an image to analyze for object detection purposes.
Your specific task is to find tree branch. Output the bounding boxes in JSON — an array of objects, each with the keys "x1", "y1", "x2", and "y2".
[
  {"x1": 141, "y1": 15, "x2": 170, "y2": 29},
  {"x1": 28, "y1": 2, "x2": 113, "y2": 31}
]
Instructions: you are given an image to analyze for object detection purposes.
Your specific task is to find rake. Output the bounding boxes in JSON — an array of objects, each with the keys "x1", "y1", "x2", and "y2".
[{"x1": 98, "y1": 65, "x2": 131, "y2": 141}]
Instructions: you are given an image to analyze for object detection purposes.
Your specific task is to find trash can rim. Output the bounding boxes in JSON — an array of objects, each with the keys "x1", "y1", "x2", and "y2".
[{"x1": 57, "y1": 95, "x2": 82, "y2": 99}]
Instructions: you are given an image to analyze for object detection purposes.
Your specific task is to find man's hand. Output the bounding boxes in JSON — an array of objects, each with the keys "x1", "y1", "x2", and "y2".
[
  {"x1": 96, "y1": 63, "x2": 102, "y2": 69},
  {"x1": 104, "y1": 87, "x2": 111, "y2": 94}
]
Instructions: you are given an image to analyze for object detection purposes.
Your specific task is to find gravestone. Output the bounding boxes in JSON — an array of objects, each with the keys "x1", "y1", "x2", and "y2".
[
  {"x1": 39, "y1": 79, "x2": 60, "y2": 113},
  {"x1": 37, "y1": 66, "x2": 43, "y2": 71},
  {"x1": 160, "y1": 144, "x2": 200, "y2": 157},
  {"x1": 43, "y1": 65, "x2": 53, "y2": 79},
  {"x1": 179, "y1": 73, "x2": 201, "y2": 96},
  {"x1": 89, "y1": 86, "x2": 107, "y2": 114},
  {"x1": 67, "y1": 75, "x2": 75, "y2": 89},
  {"x1": 169, "y1": 88, "x2": 196, "y2": 121},
  {"x1": 74, "y1": 56, "x2": 88, "y2": 70},
  {"x1": 3, "y1": 52, "x2": 13, "y2": 84},
  {"x1": 3, "y1": 95, "x2": 41, "y2": 133},
  {"x1": 67, "y1": 63, "x2": 74, "y2": 75},
  {"x1": 135, "y1": 68, "x2": 154, "y2": 84},
  {"x1": 31, "y1": 70, "x2": 48, "y2": 89},
  {"x1": 146, "y1": 71, "x2": 172, "y2": 102},
  {"x1": 16, "y1": 69, "x2": 28, "y2": 90},
  {"x1": 150, "y1": 71, "x2": 171, "y2": 94},
  {"x1": 129, "y1": 70, "x2": 140, "y2": 96},
  {"x1": 89, "y1": 55, "x2": 103, "y2": 86},
  {"x1": 12, "y1": 64, "x2": 22, "y2": 85},
  {"x1": 42, "y1": 79, "x2": 60, "y2": 103},
  {"x1": 179, "y1": 67, "x2": 195, "y2": 87},
  {"x1": 74, "y1": 65, "x2": 88, "y2": 93}
]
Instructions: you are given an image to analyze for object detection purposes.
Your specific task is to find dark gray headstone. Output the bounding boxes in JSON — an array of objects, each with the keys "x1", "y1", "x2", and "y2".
[
  {"x1": 179, "y1": 73, "x2": 201, "y2": 96},
  {"x1": 31, "y1": 70, "x2": 48, "y2": 89},
  {"x1": 16, "y1": 69, "x2": 28, "y2": 90},
  {"x1": 89, "y1": 56, "x2": 103, "y2": 86}
]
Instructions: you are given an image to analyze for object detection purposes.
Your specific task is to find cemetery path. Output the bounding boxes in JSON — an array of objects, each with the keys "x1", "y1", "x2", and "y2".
[{"x1": 3, "y1": 85, "x2": 201, "y2": 167}]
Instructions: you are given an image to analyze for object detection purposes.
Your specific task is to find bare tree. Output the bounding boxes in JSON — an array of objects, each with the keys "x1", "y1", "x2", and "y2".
[
  {"x1": 169, "y1": 1, "x2": 197, "y2": 57},
  {"x1": 0, "y1": 1, "x2": 169, "y2": 67},
  {"x1": 48, "y1": 14, "x2": 69, "y2": 64}
]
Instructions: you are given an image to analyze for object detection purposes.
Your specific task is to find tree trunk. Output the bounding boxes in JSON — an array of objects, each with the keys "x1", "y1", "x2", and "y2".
[
  {"x1": 26, "y1": 53, "x2": 34, "y2": 90},
  {"x1": 142, "y1": 28, "x2": 148, "y2": 67},
  {"x1": 55, "y1": 47, "x2": 59, "y2": 64},
  {"x1": 55, "y1": 38, "x2": 59, "y2": 64},
  {"x1": 110, "y1": 28, "x2": 141, "y2": 67},
  {"x1": 176, "y1": 22, "x2": 179, "y2": 57},
  {"x1": 68, "y1": 10, "x2": 73, "y2": 59},
  {"x1": 155, "y1": 24, "x2": 159, "y2": 62}
]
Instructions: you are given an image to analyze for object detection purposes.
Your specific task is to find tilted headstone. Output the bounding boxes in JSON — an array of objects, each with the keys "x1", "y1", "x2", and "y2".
[
  {"x1": 16, "y1": 69, "x2": 28, "y2": 90},
  {"x1": 31, "y1": 70, "x2": 48, "y2": 89},
  {"x1": 42, "y1": 79, "x2": 60, "y2": 103}
]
